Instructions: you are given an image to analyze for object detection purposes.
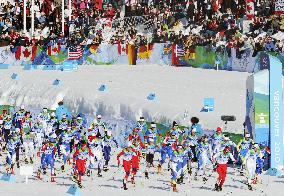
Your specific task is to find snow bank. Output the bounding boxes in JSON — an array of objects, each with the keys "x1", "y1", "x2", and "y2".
[{"x1": 0, "y1": 66, "x2": 250, "y2": 133}]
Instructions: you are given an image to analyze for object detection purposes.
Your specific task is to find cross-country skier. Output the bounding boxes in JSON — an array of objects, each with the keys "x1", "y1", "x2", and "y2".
[
  {"x1": 181, "y1": 137, "x2": 194, "y2": 176},
  {"x1": 102, "y1": 130, "x2": 118, "y2": 171},
  {"x1": 128, "y1": 128, "x2": 143, "y2": 144},
  {"x1": 37, "y1": 108, "x2": 50, "y2": 123},
  {"x1": 57, "y1": 114, "x2": 69, "y2": 136},
  {"x1": 22, "y1": 111, "x2": 33, "y2": 134},
  {"x1": 212, "y1": 146, "x2": 236, "y2": 191},
  {"x1": 184, "y1": 128, "x2": 198, "y2": 162},
  {"x1": 254, "y1": 144, "x2": 270, "y2": 183},
  {"x1": 73, "y1": 142, "x2": 94, "y2": 188},
  {"x1": 22, "y1": 131, "x2": 36, "y2": 164},
  {"x1": 210, "y1": 127, "x2": 224, "y2": 155},
  {"x1": 130, "y1": 139, "x2": 142, "y2": 185},
  {"x1": 6, "y1": 134, "x2": 21, "y2": 174},
  {"x1": 245, "y1": 148, "x2": 257, "y2": 190},
  {"x1": 59, "y1": 126, "x2": 73, "y2": 171},
  {"x1": 237, "y1": 133, "x2": 254, "y2": 174},
  {"x1": 195, "y1": 135, "x2": 213, "y2": 182},
  {"x1": 144, "y1": 122, "x2": 162, "y2": 145},
  {"x1": 117, "y1": 142, "x2": 136, "y2": 190},
  {"x1": 157, "y1": 131, "x2": 178, "y2": 173},
  {"x1": 14, "y1": 106, "x2": 26, "y2": 128},
  {"x1": 170, "y1": 145, "x2": 186, "y2": 192},
  {"x1": 2, "y1": 114, "x2": 12, "y2": 148},
  {"x1": 144, "y1": 138, "x2": 159, "y2": 179},
  {"x1": 87, "y1": 134, "x2": 103, "y2": 177}
]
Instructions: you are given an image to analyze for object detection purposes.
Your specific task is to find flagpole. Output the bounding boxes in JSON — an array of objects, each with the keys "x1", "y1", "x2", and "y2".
[
  {"x1": 68, "y1": 0, "x2": 71, "y2": 21},
  {"x1": 31, "y1": 0, "x2": 35, "y2": 35},
  {"x1": 62, "y1": 0, "x2": 65, "y2": 35},
  {"x1": 23, "y1": 0, "x2": 27, "y2": 33}
]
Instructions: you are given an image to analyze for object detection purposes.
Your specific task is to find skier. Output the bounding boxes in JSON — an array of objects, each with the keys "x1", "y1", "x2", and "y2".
[
  {"x1": 128, "y1": 128, "x2": 143, "y2": 144},
  {"x1": 87, "y1": 134, "x2": 103, "y2": 177},
  {"x1": 130, "y1": 139, "x2": 142, "y2": 185},
  {"x1": 184, "y1": 128, "x2": 198, "y2": 162},
  {"x1": 3, "y1": 114, "x2": 12, "y2": 148},
  {"x1": 37, "y1": 108, "x2": 50, "y2": 123},
  {"x1": 22, "y1": 111, "x2": 33, "y2": 134},
  {"x1": 6, "y1": 134, "x2": 21, "y2": 174},
  {"x1": 95, "y1": 114, "x2": 107, "y2": 137},
  {"x1": 144, "y1": 138, "x2": 159, "y2": 179},
  {"x1": 212, "y1": 146, "x2": 236, "y2": 191},
  {"x1": 237, "y1": 133, "x2": 254, "y2": 174},
  {"x1": 33, "y1": 119, "x2": 45, "y2": 156},
  {"x1": 37, "y1": 140, "x2": 57, "y2": 182},
  {"x1": 245, "y1": 148, "x2": 257, "y2": 190},
  {"x1": 157, "y1": 131, "x2": 178, "y2": 173},
  {"x1": 117, "y1": 142, "x2": 135, "y2": 190},
  {"x1": 57, "y1": 114, "x2": 69, "y2": 136},
  {"x1": 73, "y1": 142, "x2": 94, "y2": 188},
  {"x1": 14, "y1": 106, "x2": 26, "y2": 128},
  {"x1": 181, "y1": 137, "x2": 194, "y2": 176},
  {"x1": 59, "y1": 126, "x2": 73, "y2": 171},
  {"x1": 135, "y1": 116, "x2": 148, "y2": 143},
  {"x1": 170, "y1": 145, "x2": 186, "y2": 192},
  {"x1": 22, "y1": 131, "x2": 36, "y2": 164},
  {"x1": 195, "y1": 135, "x2": 213, "y2": 182},
  {"x1": 144, "y1": 122, "x2": 162, "y2": 145},
  {"x1": 102, "y1": 130, "x2": 118, "y2": 171},
  {"x1": 167, "y1": 121, "x2": 182, "y2": 140},
  {"x1": 255, "y1": 144, "x2": 270, "y2": 183},
  {"x1": 210, "y1": 127, "x2": 224, "y2": 155}
]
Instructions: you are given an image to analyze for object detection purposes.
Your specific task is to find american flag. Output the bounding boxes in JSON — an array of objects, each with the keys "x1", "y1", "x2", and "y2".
[
  {"x1": 176, "y1": 45, "x2": 185, "y2": 57},
  {"x1": 68, "y1": 45, "x2": 83, "y2": 60}
]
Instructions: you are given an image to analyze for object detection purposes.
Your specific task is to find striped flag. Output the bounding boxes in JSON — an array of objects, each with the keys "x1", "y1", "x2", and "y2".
[
  {"x1": 176, "y1": 45, "x2": 185, "y2": 57},
  {"x1": 68, "y1": 45, "x2": 83, "y2": 60}
]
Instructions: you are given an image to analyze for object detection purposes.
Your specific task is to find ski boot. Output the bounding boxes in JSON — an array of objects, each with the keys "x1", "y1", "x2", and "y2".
[
  {"x1": 17, "y1": 162, "x2": 20, "y2": 168},
  {"x1": 61, "y1": 165, "x2": 65, "y2": 172},
  {"x1": 77, "y1": 180, "x2": 83, "y2": 188},
  {"x1": 219, "y1": 185, "x2": 222, "y2": 191},
  {"x1": 86, "y1": 170, "x2": 91, "y2": 177},
  {"x1": 103, "y1": 165, "x2": 109, "y2": 172},
  {"x1": 43, "y1": 168, "x2": 47, "y2": 175},
  {"x1": 188, "y1": 168, "x2": 192, "y2": 175},
  {"x1": 157, "y1": 164, "x2": 162, "y2": 174},
  {"x1": 51, "y1": 174, "x2": 56, "y2": 182},
  {"x1": 123, "y1": 179, "x2": 128, "y2": 190},
  {"x1": 131, "y1": 177, "x2": 135, "y2": 184},
  {"x1": 145, "y1": 171, "x2": 149, "y2": 179},
  {"x1": 30, "y1": 157, "x2": 33, "y2": 164},
  {"x1": 203, "y1": 177, "x2": 208, "y2": 183},
  {"x1": 172, "y1": 183, "x2": 178, "y2": 192},
  {"x1": 25, "y1": 158, "x2": 29, "y2": 164},
  {"x1": 97, "y1": 168, "x2": 102, "y2": 177},
  {"x1": 248, "y1": 184, "x2": 253, "y2": 191},
  {"x1": 214, "y1": 183, "x2": 219, "y2": 191},
  {"x1": 11, "y1": 166, "x2": 14, "y2": 174},
  {"x1": 37, "y1": 169, "x2": 42, "y2": 180}
]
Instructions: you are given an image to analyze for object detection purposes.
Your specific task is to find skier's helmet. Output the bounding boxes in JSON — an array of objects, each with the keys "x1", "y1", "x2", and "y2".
[{"x1": 224, "y1": 146, "x2": 231, "y2": 153}]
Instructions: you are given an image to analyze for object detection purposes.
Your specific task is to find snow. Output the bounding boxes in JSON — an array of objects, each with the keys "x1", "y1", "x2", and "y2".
[
  {"x1": 0, "y1": 148, "x2": 283, "y2": 196},
  {"x1": 0, "y1": 65, "x2": 250, "y2": 133}
]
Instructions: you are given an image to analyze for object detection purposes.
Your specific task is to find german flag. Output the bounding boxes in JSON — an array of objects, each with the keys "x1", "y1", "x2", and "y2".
[
  {"x1": 137, "y1": 44, "x2": 153, "y2": 59},
  {"x1": 128, "y1": 44, "x2": 136, "y2": 65}
]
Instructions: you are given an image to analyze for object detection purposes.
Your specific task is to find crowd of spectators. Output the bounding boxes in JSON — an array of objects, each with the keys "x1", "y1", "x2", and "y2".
[{"x1": 0, "y1": 0, "x2": 284, "y2": 58}]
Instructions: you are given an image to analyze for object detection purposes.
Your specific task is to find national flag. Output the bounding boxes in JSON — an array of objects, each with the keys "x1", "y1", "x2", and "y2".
[
  {"x1": 90, "y1": 45, "x2": 99, "y2": 54},
  {"x1": 15, "y1": 46, "x2": 37, "y2": 61},
  {"x1": 137, "y1": 44, "x2": 153, "y2": 59},
  {"x1": 176, "y1": 45, "x2": 185, "y2": 57},
  {"x1": 48, "y1": 43, "x2": 60, "y2": 56},
  {"x1": 68, "y1": 45, "x2": 83, "y2": 60},
  {"x1": 118, "y1": 43, "x2": 127, "y2": 55},
  {"x1": 127, "y1": 44, "x2": 136, "y2": 65},
  {"x1": 185, "y1": 47, "x2": 196, "y2": 60}
]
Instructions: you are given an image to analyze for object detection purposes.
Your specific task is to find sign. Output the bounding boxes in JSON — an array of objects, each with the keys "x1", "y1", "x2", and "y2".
[
  {"x1": 269, "y1": 56, "x2": 284, "y2": 169},
  {"x1": 275, "y1": 0, "x2": 284, "y2": 14}
]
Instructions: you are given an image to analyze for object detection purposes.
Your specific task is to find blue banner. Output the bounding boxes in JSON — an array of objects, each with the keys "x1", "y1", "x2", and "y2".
[{"x1": 269, "y1": 55, "x2": 284, "y2": 169}]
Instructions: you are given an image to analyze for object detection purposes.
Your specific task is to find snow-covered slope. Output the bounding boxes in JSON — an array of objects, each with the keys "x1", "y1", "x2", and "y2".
[{"x1": 0, "y1": 65, "x2": 250, "y2": 133}]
